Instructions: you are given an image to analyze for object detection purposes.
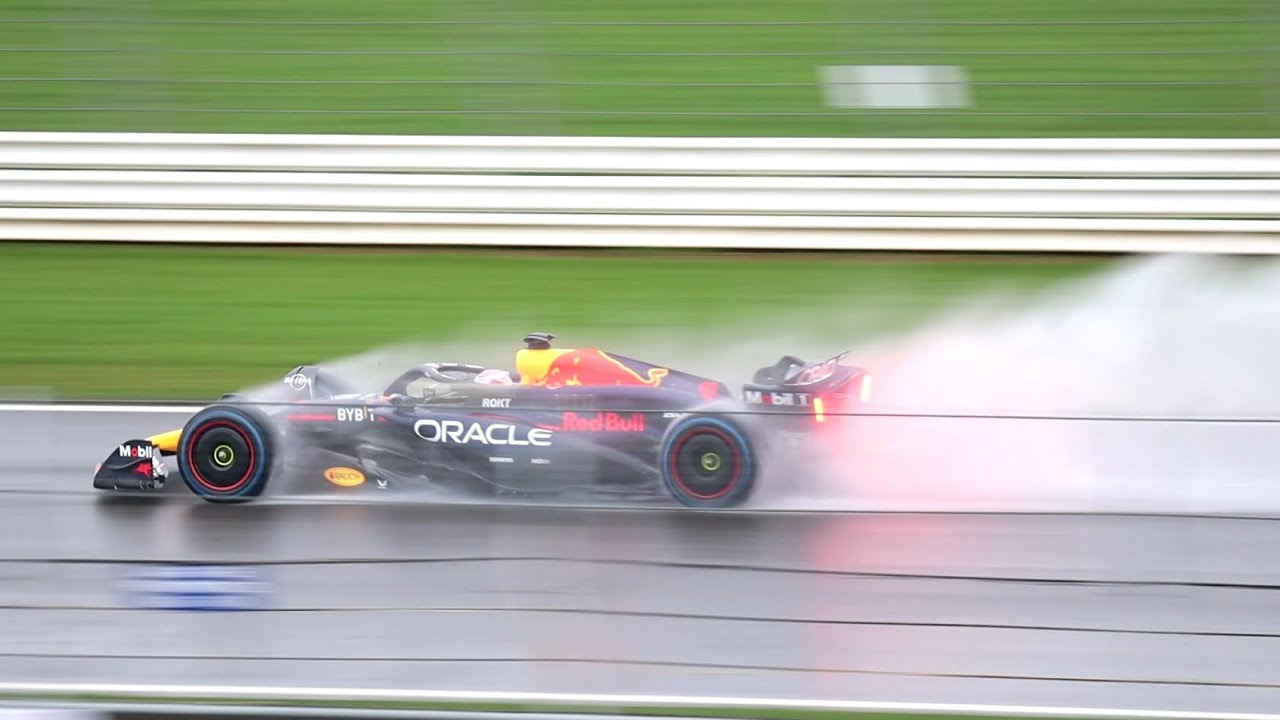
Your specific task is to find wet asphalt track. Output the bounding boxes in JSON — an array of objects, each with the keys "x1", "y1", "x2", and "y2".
[{"x1": 3, "y1": 406, "x2": 1280, "y2": 714}]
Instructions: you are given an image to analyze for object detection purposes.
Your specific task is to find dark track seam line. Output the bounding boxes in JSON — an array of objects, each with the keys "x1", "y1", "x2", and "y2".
[
  {"x1": 15, "y1": 398, "x2": 1280, "y2": 423},
  {"x1": 10, "y1": 489, "x2": 1280, "y2": 521},
  {"x1": 0, "y1": 653, "x2": 1274, "y2": 689},
  {"x1": 0, "y1": 605, "x2": 1275, "y2": 638},
  {"x1": 4, "y1": 556, "x2": 1276, "y2": 591}
]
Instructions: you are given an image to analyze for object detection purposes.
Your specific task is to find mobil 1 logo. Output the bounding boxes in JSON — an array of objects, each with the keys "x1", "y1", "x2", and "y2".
[
  {"x1": 118, "y1": 443, "x2": 156, "y2": 459},
  {"x1": 743, "y1": 390, "x2": 812, "y2": 407}
]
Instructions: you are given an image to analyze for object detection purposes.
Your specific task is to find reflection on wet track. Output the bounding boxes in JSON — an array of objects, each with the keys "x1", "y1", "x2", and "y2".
[{"x1": 2, "y1": 407, "x2": 1280, "y2": 714}]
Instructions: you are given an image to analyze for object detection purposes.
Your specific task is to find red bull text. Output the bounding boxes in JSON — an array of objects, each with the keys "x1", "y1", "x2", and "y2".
[{"x1": 561, "y1": 412, "x2": 646, "y2": 432}]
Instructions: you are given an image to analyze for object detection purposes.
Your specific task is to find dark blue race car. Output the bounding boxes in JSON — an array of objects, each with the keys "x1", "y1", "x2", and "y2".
[{"x1": 93, "y1": 333, "x2": 871, "y2": 509}]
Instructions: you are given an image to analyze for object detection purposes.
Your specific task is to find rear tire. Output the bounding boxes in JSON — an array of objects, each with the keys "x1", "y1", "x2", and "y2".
[
  {"x1": 659, "y1": 415, "x2": 756, "y2": 509},
  {"x1": 176, "y1": 404, "x2": 276, "y2": 503}
]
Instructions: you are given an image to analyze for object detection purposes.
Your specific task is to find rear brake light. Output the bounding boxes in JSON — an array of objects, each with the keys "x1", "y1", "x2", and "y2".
[
  {"x1": 813, "y1": 396, "x2": 826, "y2": 423},
  {"x1": 860, "y1": 373, "x2": 873, "y2": 403}
]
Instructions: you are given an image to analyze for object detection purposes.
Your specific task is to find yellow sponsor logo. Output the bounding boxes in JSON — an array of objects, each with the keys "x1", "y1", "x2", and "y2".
[{"x1": 323, "y1": 467, "x2": 366, "y2": 487}]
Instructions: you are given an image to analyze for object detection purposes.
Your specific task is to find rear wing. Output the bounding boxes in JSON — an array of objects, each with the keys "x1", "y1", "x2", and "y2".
[{"x1": 741, "y1": 351, "x2": 869, "y2": 414}]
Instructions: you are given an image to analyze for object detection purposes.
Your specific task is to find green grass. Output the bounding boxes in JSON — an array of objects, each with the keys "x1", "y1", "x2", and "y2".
[
  {"x1": 0, "y1": 243, "x2": 1107, "y2": 400},
  {"x1": 0, "y1": 0, "x2": 1277, "y2": 136}
]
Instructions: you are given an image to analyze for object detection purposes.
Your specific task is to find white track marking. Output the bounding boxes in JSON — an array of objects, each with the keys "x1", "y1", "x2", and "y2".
[
  {"x1": 0, "y1": 404, "x2": 200, "y2": 414},
  {"x1": 0, "y1": 683, "x2": 1275, "y2": 720}
]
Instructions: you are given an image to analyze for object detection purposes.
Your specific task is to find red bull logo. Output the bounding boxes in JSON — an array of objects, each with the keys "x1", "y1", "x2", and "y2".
[
  {"x1": 562, "y1": 412, "x2": 646, "y2": 433},
  {"x1": 541, "y1": 349, "x2": 669, "y2": 388}
]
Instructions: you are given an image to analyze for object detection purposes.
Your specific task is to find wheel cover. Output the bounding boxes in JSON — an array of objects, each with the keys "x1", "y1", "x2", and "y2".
[
  {"x1": 669, "y1": 427, "x2": 741, "y2": 501},
  {"x1": 185, "y1": 421, "x2": 257, "y2": 493},
  {"x1": 211, "y1": 444, "x2": 235, "y2": 468},
  {"x1": 700, "y1": 452, "x2": 722, "y2": 472}
]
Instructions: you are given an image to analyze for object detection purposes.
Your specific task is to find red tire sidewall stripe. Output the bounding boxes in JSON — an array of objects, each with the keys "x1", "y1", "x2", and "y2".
[
  {"x1": 185, "y1": 420, "x2": 257, "y2": 494},
  {"x1": 668, "y1": 426, "x2": 742, "y2": 500}
]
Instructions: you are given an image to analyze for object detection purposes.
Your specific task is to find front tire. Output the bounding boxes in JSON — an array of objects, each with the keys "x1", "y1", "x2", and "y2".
[
  {"x1": 176, "y1": 404, "x2": 276, "y2": 503},
  {"x1": 659, "y1": 415, "x2": 756, "y2": 509}
]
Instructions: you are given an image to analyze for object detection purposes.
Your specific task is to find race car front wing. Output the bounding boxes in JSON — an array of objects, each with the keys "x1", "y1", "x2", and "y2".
[{"x1": 93, "y1": 439, "x2": 167, "y2": 491}]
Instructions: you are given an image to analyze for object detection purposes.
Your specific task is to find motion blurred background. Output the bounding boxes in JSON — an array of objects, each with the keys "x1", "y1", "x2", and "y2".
[
  {"x1": 4, "y1": 0, "x2": 1278, "y2": 137},
  {"x1": 3, "y1": 0, "x2": 1277, "y2": 399}
]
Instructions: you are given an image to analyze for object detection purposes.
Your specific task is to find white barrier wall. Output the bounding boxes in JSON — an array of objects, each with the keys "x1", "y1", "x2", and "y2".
[{"x1": 1, "y1": 133, "x2": 1278, "y2": 252}]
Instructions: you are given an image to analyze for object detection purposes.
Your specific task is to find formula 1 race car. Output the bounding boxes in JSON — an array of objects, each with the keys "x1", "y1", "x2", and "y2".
[{"x1": 93, "y1": 333, "x2": 871, "y2": 508}]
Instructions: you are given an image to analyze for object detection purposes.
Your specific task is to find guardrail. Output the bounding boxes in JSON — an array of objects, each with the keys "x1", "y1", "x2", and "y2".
[
  {"x1": 1, "y1": 132, "x2": 1278, "y2": 253},
  {"x1": 4, "y1": 133, "x2": 1280, "y2": 178}
]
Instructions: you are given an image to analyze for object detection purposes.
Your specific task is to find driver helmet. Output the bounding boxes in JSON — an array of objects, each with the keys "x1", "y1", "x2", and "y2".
[{"x1": 475, "y1": 368, "x2": 515, "y2": 385}]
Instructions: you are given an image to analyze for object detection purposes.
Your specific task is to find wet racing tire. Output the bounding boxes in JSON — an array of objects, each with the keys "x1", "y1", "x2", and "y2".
[
  {"x1": 659, "y1": 415, "x2": 756, "y2": 509},
  {"x1": 176, "y1": 404, "x2": 276, "y2": 503}
]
